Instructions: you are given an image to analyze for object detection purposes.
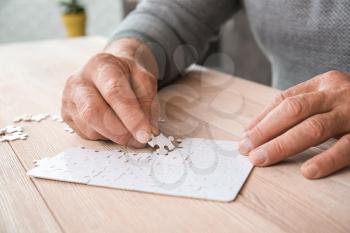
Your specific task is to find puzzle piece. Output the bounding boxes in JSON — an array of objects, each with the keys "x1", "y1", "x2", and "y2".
[
  {"x1": 155, "y1": 147, "x2": 169, "y2": 155},
  {"x1": 0, "y1": 131, "x2": 28, "y2": 142},
  {"x1": 51, "y1": 114, "x2": 64, "y2": 123},
  {"x1": 21, "y1": 114, "x2": 32, "y2": 122},
  {"x1": 64, "y1": 125, "x2": 75, "y2": 133},
  {"x1": 0, "y1": 125, "x2": 27, "y2": 142},
  {"x1": 0, "y1": 128, "x2": 5, "y2": 135},
  {"x1": 13, "y1": 116, "x2": 23, "y2": 123},
  {"x1": 148, "y1": 133, "x2": 176, "y2": 155},
  {"x1": 1, "y1": 113, "x2": 77, "y2": 145},
  {"x1": 31, "y1": 114, "x2": 50, "y2": 122},
  {"x1": 2, "y1": 125, "x2": 24, "y2": 134},
  {"x1": 13, "y1": 113, "x2": 50, "y2": 123}
]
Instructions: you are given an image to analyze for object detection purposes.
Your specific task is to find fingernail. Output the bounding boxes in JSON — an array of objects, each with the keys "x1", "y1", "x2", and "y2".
[
  {"x1": 239, "y1": 137, "x2": 254, "y2": 155},
  {"x1": 302, "y1": 163, "x2": 319, "y2": 179},
  {"x1": 136, "y1": 130, "x2": 151, "y2": 143},
  {"x1": 249, "y1": 148, "x2": 267, "y2": 165}
]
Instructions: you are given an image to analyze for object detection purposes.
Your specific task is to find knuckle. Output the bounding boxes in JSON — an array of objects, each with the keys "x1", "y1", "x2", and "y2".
[
  {"x1": 326, "y1": 153, "x2": 337, "y2": 171},
  {"x1": 324, "y1": 70, "x2": 342, "y2": 78},
  {"x1": 65, "y1": 74, "x2": 82, "y2": 87},
  {"x1": 104, "y1": 81, "x2": 124, "y2": 101},
  {"x1": 342, "y1": 134, "x2": 350, "y2": 147},
  {"x1": 80, "y1": 102, "x2": 97, "y2": 123},
  {"x1": 252, "y1": 125, "x2": 265, "y2": 141},
  {"x1": 65, "y1": 75, "x2": 75, "y2": 85},
  {"x1": 120, "y1": 108, "x2": 144, "y2": 127},
  {"x1": 90, "y1": 53, "x2": 131, "y2": 75},
  {"x1": 305, "y1": 117, "x2": 326, "y2": 139},
  {"x1": 142, "y1": 69, "x2": 157, "y2": 87},
  {"x1": 61, "y1": 94, "x2": 74, "y2": 110},
  {"x1": 283, "y1": 97, "x2": 304, "y2": 116},
  {"x1": 271, "y1": 140, "x2": 285, "y2": 157},
  {"x1": 272, "y1": 92, "x2": 287, "y2": 105},
  {"x1": 89, "y1": 53, "x2": 115, "y2": 65},
  {"x1": 143, "y1": 96, "x2": 157, "y2": 108},
  {"x1": 144, "y1": 77, "x2": 157, "y2": 96}
]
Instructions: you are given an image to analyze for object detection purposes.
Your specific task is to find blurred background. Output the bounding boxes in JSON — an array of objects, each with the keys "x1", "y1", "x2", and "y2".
[{"x1": 0, "y1": 0, "x2": 271, "y2": 85}]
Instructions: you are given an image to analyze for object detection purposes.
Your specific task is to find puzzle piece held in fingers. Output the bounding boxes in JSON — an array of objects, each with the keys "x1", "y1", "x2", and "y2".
[{"x1": 148, "y1": 133, "x2": 176, "y2": 155}]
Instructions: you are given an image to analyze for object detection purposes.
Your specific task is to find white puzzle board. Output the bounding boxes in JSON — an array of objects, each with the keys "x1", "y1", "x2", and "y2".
[{"x1": 27, "y1": 138, "x2": 253, "y2": 202}]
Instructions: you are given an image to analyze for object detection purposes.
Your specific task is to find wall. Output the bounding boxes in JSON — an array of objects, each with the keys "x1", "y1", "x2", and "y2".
[{"x1": 0, "y1": 0, "x2": 123, "y2": 43}]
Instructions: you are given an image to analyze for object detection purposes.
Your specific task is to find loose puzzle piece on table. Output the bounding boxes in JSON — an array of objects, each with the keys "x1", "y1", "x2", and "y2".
[
  {"x1": 27, "y1": 138, "x2": 253, "y2": 202},
  {"x1": 0, "y1": 113, "x2": 74, "y2": 144},
  {"x1": 0, "y1": 125, "x2": 28, "y2": 142}
]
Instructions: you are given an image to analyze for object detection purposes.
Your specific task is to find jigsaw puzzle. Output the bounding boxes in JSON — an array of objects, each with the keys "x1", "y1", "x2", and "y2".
[{"x1": 27, "y1": 138, "x2": 253, "y2": 202}]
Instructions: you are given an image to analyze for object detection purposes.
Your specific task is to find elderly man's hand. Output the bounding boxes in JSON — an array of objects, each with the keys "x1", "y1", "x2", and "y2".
[
  {"x1": 239, "y1": 70, "x2": 350, "y2": 179},
  {"x1": 61, "y1": 39, "x2": 159, "y2": 148}
]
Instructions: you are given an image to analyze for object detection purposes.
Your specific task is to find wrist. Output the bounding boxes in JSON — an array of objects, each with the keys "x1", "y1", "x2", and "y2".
[{"x1": 104, "y1": 38, "x2": 159, "y2": 78}]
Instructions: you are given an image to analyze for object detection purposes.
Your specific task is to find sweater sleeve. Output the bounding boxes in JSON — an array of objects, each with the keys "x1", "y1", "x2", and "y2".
[{"x1": 111, "y1": 0, "x2": 240, "y2": 86}]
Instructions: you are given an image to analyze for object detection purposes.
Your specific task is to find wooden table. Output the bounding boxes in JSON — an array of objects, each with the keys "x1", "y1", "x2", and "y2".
[{"x1": 0, "y1": 37, "x2": 349, "y2": 233}]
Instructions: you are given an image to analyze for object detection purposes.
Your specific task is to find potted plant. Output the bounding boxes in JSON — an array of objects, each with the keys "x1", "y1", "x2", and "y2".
[{"x1": 59, "y1": 0, "x2": 86, "y2": 37}]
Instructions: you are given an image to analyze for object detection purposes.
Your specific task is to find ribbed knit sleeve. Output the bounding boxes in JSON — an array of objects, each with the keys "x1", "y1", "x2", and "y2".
[{"x1": 111, "y1": 0, "x2": 239, "y2": 86}]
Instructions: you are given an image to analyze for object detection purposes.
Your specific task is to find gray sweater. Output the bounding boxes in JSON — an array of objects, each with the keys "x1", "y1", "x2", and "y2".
[{"x1": 112, "y1": 0, "x2": 350, "y2": 89}]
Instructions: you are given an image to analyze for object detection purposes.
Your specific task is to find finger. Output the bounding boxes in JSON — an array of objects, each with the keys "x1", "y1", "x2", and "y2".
[
  {"x1": 73, "y1": 85, "x2": 144, "y2": 148},
  {"x1": 92, "y1": 62, "x2": 152, "y2": 143},
  {"x1": 130, "y1": 65, "x2": 160, "y2": 134},
  {"x1": 248, "y1": 111, "x2": 345, "y2": 166},
  {"x1": 240, "y1": 91, "x2": 333, "y2": 154},
  {"x1": 62, "y1": 108, "x2": 103, "y2": 140},
  {"x1": 96, "y1": 107, "x2": 145, "y2": 148},
  {"x1": 301, "y1": 134, "x2": 350, "y2": 179},
  {"x1": 61, "y1": 110, "x2": 83, "y2": 137},
  {"x1": 71, "y1": 114, "x2": 106, "y2": 141},
  {"x1": 246, "y1": 78, "x2": 320, "y2": 131},
  {"x1": 61, "y1": 94, "x2": 92, "y2": 139}
]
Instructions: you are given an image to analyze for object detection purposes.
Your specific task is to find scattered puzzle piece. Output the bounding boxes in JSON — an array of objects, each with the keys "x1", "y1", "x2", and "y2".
[
  {"x1": 31, "y1": 114, "x2": 50, "y2": 122},
  {"x1": 51, "y1": 114, "x2": 64, "y2": 122},
  {"x1": 13, "y1": 116, "x2": 23, "y2": 123},
  {"x1": 0, "y1": 131, "x2": 28, "y2": 142},
  {"x1": 21, "y1": 114, "x2": 32, "y2": 122},
  {"x1": 12, "y1": 113, "x2": 50, "y2": 123},
  {"x1": 1, "y1": 113, "x2": 75, "y2": 144},
  {"x1": 0, "y1": 128, "x2": 6, "y2": 135},
  {"x1": 3, "y1": 125, "x2": 23, "y2": 134},
  {"x1": 64, "y1": 125, "x2": 75, "y2": 133}
]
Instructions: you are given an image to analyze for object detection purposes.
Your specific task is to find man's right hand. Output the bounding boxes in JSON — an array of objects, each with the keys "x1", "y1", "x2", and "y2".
[{"x1": 61, "y1": 39, "x2": 160, "y2": 148}]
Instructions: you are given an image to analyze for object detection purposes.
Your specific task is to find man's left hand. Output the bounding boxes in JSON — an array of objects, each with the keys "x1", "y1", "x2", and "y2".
[{"x1": 239, "y1": 70, "x2": 350, "y2": 179}]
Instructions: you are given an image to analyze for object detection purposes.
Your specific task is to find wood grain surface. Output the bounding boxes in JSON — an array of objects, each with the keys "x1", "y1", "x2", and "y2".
[{"x1": 0, "y1": 37, "x2": 349, "y2": 233}]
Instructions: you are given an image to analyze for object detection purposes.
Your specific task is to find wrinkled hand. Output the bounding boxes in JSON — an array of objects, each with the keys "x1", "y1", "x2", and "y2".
[
  {"x1": 239, "y1": 70, "x2": 350, "y2": 179},
  {"x1": 61, "y1": 53, "x2": 159, "y2": 148}
]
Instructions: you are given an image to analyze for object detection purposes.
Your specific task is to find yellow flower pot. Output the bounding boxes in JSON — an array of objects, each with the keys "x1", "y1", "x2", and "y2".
[{"x1": 61, "y1": 12, "x2": 86, "y2": 37}]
